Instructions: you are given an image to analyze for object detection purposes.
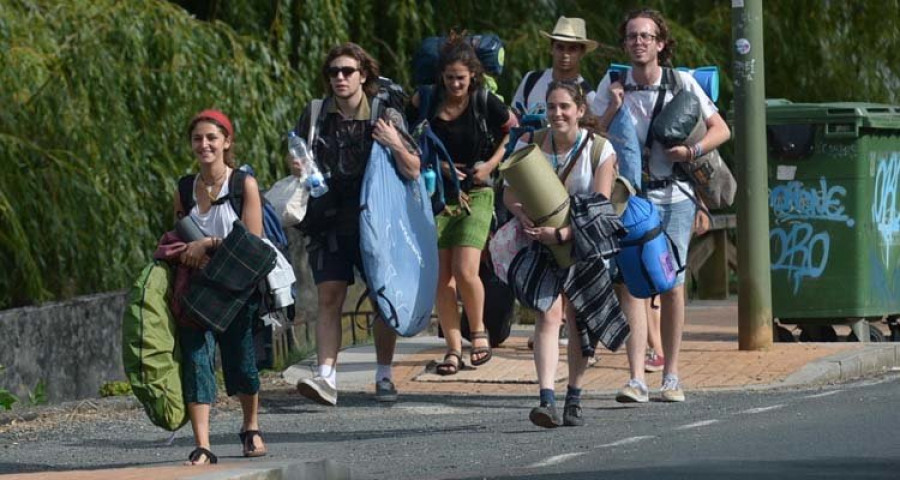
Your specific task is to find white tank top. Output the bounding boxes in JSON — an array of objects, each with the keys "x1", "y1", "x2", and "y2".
[{"x1": 190, "y1": 171, "x2": 240, "y2": 238}]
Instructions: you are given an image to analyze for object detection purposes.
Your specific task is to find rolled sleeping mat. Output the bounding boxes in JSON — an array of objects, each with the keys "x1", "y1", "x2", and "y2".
[
  {"x1": 499, "y1": 144, "x2": 573, "y2": 268},
  {"x1": 675, "y1": 66, "x2": 719, "y2": 103}
]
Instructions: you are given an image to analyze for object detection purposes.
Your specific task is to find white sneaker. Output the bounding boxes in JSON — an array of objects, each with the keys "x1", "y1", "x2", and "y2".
[
  {"x1": 660, "y1": 374, "x2": 685, "y2": 403},
  {"x1": 615, "y1": 379, "x2": 649, "y2": 403},
  {"x1": 296, "y1": 375, "x2": 338, "y2": 406}
]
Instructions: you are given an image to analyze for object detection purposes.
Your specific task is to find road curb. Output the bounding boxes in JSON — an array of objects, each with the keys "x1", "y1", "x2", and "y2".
[
  {"x1": 779, "y1": 344, "x2": 900, "y2": 387},
  {"x1": 185, "y1": 459, "x2": 350, "y2": 480}
]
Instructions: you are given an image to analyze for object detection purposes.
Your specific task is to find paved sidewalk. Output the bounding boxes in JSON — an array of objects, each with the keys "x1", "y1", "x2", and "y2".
[{"x1": 286, "y1": 299, "x2": 900, "y2": 398}]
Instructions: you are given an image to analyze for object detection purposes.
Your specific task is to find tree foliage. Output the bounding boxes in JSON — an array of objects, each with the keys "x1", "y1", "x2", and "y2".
[{"x1": 1, "y1": 0, "x2": 898, "y2": 309}]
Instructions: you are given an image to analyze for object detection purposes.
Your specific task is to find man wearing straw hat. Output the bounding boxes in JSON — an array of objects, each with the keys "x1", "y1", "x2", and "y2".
[{"x1": 511, "y1": 16, "x2": 599, "y2": 116}]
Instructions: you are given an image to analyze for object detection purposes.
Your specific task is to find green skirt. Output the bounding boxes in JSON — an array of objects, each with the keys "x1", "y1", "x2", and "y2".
[{"x1": 436, "y1": 188, "x2": 494, "y2": 250}]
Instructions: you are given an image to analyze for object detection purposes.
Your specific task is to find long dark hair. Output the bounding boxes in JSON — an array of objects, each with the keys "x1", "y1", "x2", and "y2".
[
  {"x1": 618, "y1": 8, "x2": 677, "y2": 67},
  {"x1": 436, "y1": 31, "x2": 484, "y2": 93},
  {"x1": 545, "y1": 80, "x2": 603, "y2": 135},
  {"x1": 321, "y1": 42, "x2": 381, "y2": 98}
]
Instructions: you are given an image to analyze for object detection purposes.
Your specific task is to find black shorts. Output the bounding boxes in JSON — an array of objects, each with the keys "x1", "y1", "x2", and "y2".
[{"x1": 307, "y1": 233, "x2": 367, "y2": 285}]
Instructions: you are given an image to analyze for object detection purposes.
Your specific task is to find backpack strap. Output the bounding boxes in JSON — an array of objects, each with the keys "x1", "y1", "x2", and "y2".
[
  {"x1": 308, "y1": 98, "x2": 324, "y2": 146},
  {"x1": 521, "y1": 70, "x2": 541, "y2": 110},
  {"x1": 224, "y1": 169, "x2": 247, "y2": 218},
  {"x1": 177, "y1": 169, "x2": 246, "y2": 219},
  {"x1": 589, "y1": 133, "x2": 607, "y2": 172},
  {"x1": 178, "y1": 174, "x2": 196, "y2": 215}
]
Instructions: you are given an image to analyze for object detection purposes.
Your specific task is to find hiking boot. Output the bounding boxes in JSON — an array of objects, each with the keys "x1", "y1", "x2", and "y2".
[
  {"x1": 296, "y1": 376, "x2": 338, "y2": 406},
  {"x1": 615, "y1": 379, "x2": 649, "y2": 403},
  {"x1": 644, "y1": 350, "x2": 665, "y2": 373},
  {"x1": 375, "y1": 378, "x2": 398, "y2": 403},
  {"x1": 562, "y1": 402, "x2": 584, "y2": 427},
  {"x1": 660, "y1": 374, "x2": 685, "y2": 403},
  {"x1": 529, "y1": 402, "x2": 561, "y2": 428}
]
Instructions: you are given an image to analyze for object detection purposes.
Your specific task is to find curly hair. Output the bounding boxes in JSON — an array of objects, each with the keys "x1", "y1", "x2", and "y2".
[
  {"x1": 436, "y1": 31, "x2": 484, "y2": 93},
  {"x1": 545, "y1": 80, "x2": 604, "y2": 136},
  {"x1": 321, "y1": 42, "x2": 381, "y2": 98},
  {"x1": 618, "y1": 8, "x2": 677, "y2": 67}
]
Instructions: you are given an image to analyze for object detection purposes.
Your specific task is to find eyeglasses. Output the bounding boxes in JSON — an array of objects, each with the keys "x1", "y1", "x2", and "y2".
[
  {"x1": 625, "y1": 32, "x2": 658, "y2": 44},
  {"x1": 327, "y1": 66, "x2": 359, "y2": 78}
]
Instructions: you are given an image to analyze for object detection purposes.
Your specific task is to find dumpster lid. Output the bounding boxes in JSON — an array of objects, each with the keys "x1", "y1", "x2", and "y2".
[{"x1": 766, "y1": 101, "x2": 900, "y2": 130}]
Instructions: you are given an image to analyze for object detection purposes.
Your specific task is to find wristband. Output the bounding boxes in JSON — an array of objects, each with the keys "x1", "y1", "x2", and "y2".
[
  {"x1": 555, "y1": 228, "x2": 564, "y2": 245},
  {"x1": 692, "y1": 143, "x2": 703, "y2": 159}
]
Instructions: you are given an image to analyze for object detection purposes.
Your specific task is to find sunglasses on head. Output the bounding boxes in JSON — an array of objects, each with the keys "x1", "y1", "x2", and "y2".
[{"x1": 327, "y1": 66, "x2": 359, "y2": 78}]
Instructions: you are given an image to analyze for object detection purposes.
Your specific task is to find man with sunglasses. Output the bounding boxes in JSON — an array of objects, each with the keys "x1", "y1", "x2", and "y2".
[
  {"x1": 511, "y1": 16, "x2": 599, "y2": 117},
  {"x1": 292, "y1": 42, "x2": 420, "y2": 406},
  {"x1": 593, "y1": 9, "x2": 731, "y2": 404}
]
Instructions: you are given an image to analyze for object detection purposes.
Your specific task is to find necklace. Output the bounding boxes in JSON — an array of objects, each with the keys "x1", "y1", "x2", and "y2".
[
  {"x1": 199, "y1": 167, "x2": 229, "y2": 202},
  {"x1": 550, "y1": 129, "x2": 583, "y2": 171}
]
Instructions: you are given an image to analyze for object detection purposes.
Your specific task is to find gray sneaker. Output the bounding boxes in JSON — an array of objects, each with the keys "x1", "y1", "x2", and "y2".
[
  {"x1": 615, "y1": 379, "x2": 650, "y2": 403},
  {"x1": 296, "y1": 376, "x2": 338, "y2": 406},
  {"x1": 660, "y1": 374, "x2": 685, "y2": 403},
  {"x1": 375, "y1": 378, "x2": 398, "y2": 403},
  {"x1": 529, "y1": 402, "x2": 561, "y2": 428}
]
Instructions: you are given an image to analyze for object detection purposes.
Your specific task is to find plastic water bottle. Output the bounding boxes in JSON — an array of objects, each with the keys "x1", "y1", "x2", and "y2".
[
  {"x1": 422, "y1": 167, "x2": 437, "y2": 195},
  {"x1": 287, "y1": 131, "x2": 328, "y2": 198}
]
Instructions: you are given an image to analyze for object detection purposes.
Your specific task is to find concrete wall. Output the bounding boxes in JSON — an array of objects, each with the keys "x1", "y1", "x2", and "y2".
[{"x1": 1, "y1": 291, "x2": 128, "y2": 403}]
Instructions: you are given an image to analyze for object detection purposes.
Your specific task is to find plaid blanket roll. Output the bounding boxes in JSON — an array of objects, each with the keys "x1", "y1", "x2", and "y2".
[{"x1": 182, "y1": 220, "x2": 276, "y2": 333}]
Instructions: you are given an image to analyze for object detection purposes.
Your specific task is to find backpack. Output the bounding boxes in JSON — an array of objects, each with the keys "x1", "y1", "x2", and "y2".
[
  {"x1": 614, "y1": 196, "x2": 684, "y2": 302},
  {"x1": 177, "y1": 167, "x2": 290, "y2": 257},
  {"x1": 609, "y1": 65, "x2": 736, "y2": 211},
  {"x1": 412, "y1": 34, "x2": 505, "y2": 86},
  {"x1": 121, "y1": 261, "x2": 188, "y2": 431}
]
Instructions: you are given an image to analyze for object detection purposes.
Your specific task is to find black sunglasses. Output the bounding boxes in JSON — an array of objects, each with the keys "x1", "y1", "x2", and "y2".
[{"x1": 327, "y1": 66, "x2": 359, "y2": 78}]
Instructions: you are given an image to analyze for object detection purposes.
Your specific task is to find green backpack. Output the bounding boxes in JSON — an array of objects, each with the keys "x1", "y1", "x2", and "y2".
[{"x1": 121, "y1": 261, "x2": 188, "y2": 431}]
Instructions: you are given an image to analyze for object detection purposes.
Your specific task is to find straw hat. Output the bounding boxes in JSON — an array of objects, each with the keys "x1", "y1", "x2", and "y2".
[{"x1": 540, "y1": 16, "x2": 599, "y2": 52}]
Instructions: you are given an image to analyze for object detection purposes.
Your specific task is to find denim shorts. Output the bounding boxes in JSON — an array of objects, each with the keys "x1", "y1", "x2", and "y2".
[
  {"x1": 656, "y1": 198, "x2": 696, "y2": 285},
  {"x1": 179, "y1": 294, "x2": 261, "y2": 404}
]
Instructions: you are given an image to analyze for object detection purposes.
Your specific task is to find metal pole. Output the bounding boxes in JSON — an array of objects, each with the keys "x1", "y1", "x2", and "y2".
[{"x1": 732, "y1": 0, "x2": 773, "y2": 350}]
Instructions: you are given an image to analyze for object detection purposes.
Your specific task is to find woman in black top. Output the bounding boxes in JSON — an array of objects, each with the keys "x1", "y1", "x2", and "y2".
[{"x1": 412, "y1": 33, "x2": 516, "y2": 375}]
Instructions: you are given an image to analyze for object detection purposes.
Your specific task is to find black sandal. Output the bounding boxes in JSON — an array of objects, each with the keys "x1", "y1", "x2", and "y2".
[
  {"x1": 186, "y1": 447, "x2": 217, "y2": 465},
  {"x1": 470, "y1": 331, "x2": 493, "y2": 366},
  {"x1": 239, "y1": 430, "x2": 268, "y2": 458},
  {"x1": 435, "y1": 350, "x2": 464, "y2": 376}
]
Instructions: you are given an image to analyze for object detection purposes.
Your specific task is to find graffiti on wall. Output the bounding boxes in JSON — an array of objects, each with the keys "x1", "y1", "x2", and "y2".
[
  {"x1": 872, "y1": 153, "x2": 900, "y2": 266},
  {"x1": 769, "y1": 176, "x2": 853, "y2": 294}
]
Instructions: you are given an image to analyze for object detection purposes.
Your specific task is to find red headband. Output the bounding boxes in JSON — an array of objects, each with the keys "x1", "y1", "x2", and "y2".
[{"x1": 192, "y1": 109, "x2": 234, "y2": 139}]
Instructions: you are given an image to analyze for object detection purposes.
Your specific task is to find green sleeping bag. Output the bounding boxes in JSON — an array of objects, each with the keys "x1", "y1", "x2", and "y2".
[{"x1": 121, "y1": 261, "x2": 188, "y2": 431}]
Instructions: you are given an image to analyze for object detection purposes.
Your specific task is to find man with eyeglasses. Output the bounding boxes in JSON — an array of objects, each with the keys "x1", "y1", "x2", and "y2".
[
  {"x1": 593, "y1": 8, "x2": 731, "y2": 404},
  {"x1": 511, "y1": 16, "x2": 599, "y2": 116},
  {"x1": 292, "y1": 42, "x2": 420, "y2": 406}
]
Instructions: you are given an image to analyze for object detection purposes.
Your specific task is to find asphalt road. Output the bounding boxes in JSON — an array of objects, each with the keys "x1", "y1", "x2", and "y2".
[{"x1": 1, "y1": 375, "x2": 898, "y2": 479}]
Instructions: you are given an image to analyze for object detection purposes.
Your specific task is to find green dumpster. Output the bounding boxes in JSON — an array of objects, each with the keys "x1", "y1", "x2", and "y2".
[{"x1": 765, "y1": 100, "x2": 900, "y2": 336}]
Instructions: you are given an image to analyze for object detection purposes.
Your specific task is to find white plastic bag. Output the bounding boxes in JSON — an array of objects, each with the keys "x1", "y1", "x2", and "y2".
[{"x1": 265, "y1": 175, "x2": 308, "y2": 227}]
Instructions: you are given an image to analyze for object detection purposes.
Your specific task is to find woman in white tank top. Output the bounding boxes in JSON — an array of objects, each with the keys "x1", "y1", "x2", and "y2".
[{"x1": 174, "y1": 109, "x2": 266, "y2": 465}]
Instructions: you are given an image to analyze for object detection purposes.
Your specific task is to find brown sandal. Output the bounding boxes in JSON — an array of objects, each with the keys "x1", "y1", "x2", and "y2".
[
  {"x1": 436, "y1": 350, "x2": 464, "y2": 376},
  {"x1": 470, "y1": 331, "x2": 493, "y2": 366},
  {"x1": 186, "y1": 447, "x2": 217, "y2": 465},
  {"x1": 239, "y1": 430, "x2": 267, "y2": 458}
]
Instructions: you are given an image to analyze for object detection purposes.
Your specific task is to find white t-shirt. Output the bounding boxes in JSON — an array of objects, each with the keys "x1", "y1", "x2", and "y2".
[
  {"x1": 592, "y1": 69, "x2": 718, "y2": 204},
  {"x1": 191, "y1": 170, "x2": 240, "y2": 238},
  {"x1": 511, "y1": 128, "x2": 615, "y2": 195},
  {"x1": 512, "y1": 69, "x2": 597, "y2": 116}
]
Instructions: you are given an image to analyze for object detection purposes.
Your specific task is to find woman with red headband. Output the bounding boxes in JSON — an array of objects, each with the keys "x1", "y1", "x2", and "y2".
[{"x1": 174, "y1": 109, "x2": 267, "y2": 465}]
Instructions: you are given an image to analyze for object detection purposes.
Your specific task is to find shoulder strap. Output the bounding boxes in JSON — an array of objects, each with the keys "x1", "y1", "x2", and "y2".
[
  {"x1": 178, "y1": 174, "x2": 196, "y2": 214},
  {"x1": 559, "y1": 135, "x2": 591, "y2": 185},
  {"x1": 665, "y1": 67, "x2": 683, "y2": 94},
  {"x1": 522, "y1": 70, "x2": 541, "y2": 109},
  {"x1": 589, "y1": 133, "x2": 607, "y2": 171},
  {"x1": 308, "y1": 99, "x2": 324, "y2": 145},
  {"x1": 222, "y1": 169, "x2": 247, "y2": 218},
  {"x1": 531, "y1": 128, "x2": 549, "y2": 147}
]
